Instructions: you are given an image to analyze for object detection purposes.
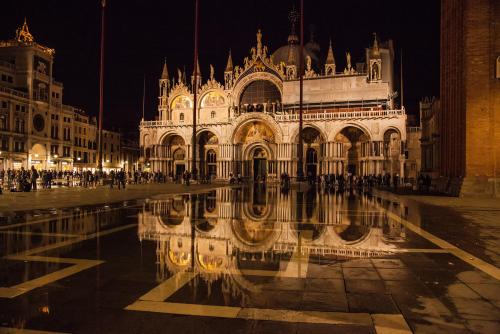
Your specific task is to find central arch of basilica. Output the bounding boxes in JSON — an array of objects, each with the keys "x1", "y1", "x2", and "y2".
[{"x1": 140, "y1": 26, "x2": 407, "y2": 180}]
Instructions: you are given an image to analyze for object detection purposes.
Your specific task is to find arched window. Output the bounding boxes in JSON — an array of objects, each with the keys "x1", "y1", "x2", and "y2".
[
  {"x1": 211, "y1": 110, "x2": 216, "y2": 119},
  {"x1": 207, "y1": 150, "x2": 216, "y2": 163},
  {"x1": 179, "y1": 113, "x2": 184, "y2": 121},
  {"x1": 206, "y1": 149, "x2": 216, "y2": 176},
  {"x1": 239, "y1": 80, "x2": 281, "y2": 107}
]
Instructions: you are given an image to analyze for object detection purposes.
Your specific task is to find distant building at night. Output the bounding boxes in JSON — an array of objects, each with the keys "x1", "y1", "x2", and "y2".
[
  {"x1": 0, "y1": 20, "x2": 123, "y2": 172},
  {"x1": 140, "y1": 15, "x2": 408, "y2": 181},
  {"x1": 440, "y1": 0, "x2": 499, "y2": 196}
]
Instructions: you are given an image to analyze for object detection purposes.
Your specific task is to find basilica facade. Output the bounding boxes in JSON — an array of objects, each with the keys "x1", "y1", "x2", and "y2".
[{"x1": 140, "y1": 28, "x2": 407, "y2": 181}]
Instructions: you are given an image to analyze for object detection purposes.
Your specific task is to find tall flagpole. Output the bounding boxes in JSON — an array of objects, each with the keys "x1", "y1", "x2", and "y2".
[
  {"x1": 142, "y1": 74, "x2": 145, "y2": 120},
  {"x1": 297, "y1": 0, "x2": 304, "y2": 181},
  {"x1": 97, "y1": 0, "x2": 106, "y2": 172},
  {"x1": 400, "y1": 49, "x2": 404, "y2": 109},
  {"x1": 191, "y1": 0, "x2": 199, "y2": 179}
]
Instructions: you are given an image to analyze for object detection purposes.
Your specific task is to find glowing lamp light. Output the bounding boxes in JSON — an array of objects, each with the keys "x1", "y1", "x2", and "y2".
[
  {"x1": 77, "y1": 157, "x2": 81, "y2": 161},
  {"x1": 54, "y1": 154, "x2": 58, "y2": 158},
  {"x1": 106, "y1": 159, "x2": 110, "y2": 163},
  {"x1": 34, "y1": 154, "x2": 39, "y2": 158}
]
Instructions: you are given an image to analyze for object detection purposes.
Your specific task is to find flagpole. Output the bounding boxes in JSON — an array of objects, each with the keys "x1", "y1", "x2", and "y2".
[
  {"x1": 97, "y1": 0, "x2": 106, "y2": 172},
  {"x1": 142, "y1": 74, "x2": 145, "y2": 120},
  {"x1": 191, "y1": 0, "x2": 199, "y2": 179}
]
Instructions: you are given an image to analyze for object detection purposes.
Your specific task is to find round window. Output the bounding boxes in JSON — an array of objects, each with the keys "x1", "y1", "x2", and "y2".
[{"x1": 33, "y1": 114, "x2": 45, "y2": 132}]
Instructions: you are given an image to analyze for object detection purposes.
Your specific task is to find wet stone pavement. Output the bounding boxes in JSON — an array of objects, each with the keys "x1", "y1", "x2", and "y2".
[{"x1": 0, "y1": 185, "x2": 499, "y2": 333}]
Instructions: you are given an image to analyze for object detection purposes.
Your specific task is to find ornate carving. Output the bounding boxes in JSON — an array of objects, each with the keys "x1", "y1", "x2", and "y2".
[
  {"x1": 304, "y1": 55, "x2": 316, "y2": 78},
  {"x1": 16, "y1": 18, "x2": 34, "y2": 44}
]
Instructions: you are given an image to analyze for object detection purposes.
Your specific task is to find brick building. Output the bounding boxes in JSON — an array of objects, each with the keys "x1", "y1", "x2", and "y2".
[{"x1": 440, "y1": 0, "x2": 500, "y2": 196}]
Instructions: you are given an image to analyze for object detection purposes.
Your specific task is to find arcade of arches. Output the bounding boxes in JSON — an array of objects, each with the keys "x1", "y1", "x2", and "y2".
[{"x1": 146, "y1": 123, "x2": 404, "y2": 180}]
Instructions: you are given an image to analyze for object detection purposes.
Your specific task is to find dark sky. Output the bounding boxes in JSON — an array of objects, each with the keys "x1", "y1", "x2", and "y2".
[{"x1": 1, "y1": 0, "x2": 440, "y2": 133}]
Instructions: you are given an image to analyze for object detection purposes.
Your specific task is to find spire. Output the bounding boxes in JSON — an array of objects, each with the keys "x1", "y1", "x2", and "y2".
[
  {"x1": 287, "y1": 5, "x2": 299, "y2": 45},
  {"x1": 15, "y1": 17, "x2": 34, "y2": 44},
  {"x1": 326, "y1": 39, "x2": 335, "y2": 64},
  {"x1": 324, "y1": 39, "x2": 336, "y2": 76},
  {"x1": 225, "y1": 49, "x2": 233, "y2": 72},
  {"x1": 161, "y1": 59, "x2": 169, "y2": 79}
]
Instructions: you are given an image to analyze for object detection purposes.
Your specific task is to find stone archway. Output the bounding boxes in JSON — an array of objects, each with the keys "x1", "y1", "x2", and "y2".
[
  {"x1": 30, "y1": 143, "x2": 47, "y2": 170},
  {"x1": 234, "y1": 121, "x2": 277, "y2": 180},
  {"x1": 159, "y1": 133, "x2": 186, "y2": 177},
  {"x1": 335, "y1": 126, "x2": 371, "y2": 176},
  {"x1": 383, "y1": 128, "x2": 403, "y2": 178},
  {"x1": 294, "y1": 126, "x2": 325, "y2": 178}
]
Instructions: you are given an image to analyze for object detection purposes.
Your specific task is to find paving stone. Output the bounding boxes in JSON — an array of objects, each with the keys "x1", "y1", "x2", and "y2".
[
  {"x1": 304, "y1": 278, "x2": 345, "y2": 293},
  {"x1": 347, "y1": 293, "x2": 400, "y2": 314},
  {"x1": 343, "y1": 267, "x2": 380, "y2": 280},
  {"x1": 376, "y1": 268, "x2": 414, "y2": 281},
  {"x1": 345, "y1": 279, "x2": 387, "y2": 294},
  {"x1": 441, "y1": 297, "x2": 500, "y2": 321},
  {"x1": 300, "y1": 292, "x2": 348, "y2": 312},
  {"x1": 341, "y1": 259, "x2": 374, "y2": 268},
  {"x1": 296, "y1": 323, "x2": 375, "y2": 334},
  {"x1": 371, "y1": 258, "x2": 406, "y2": 269}
]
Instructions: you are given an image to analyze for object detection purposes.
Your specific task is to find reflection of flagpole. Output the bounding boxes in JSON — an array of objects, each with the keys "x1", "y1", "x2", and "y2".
[{"x1": 297, "y1": 0, "x2": 304, "y2": 181}]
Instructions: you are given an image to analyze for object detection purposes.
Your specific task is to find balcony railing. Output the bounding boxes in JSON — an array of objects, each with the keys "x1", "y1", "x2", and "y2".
[
  {"x1": 274, "y1": 108, "x2": 405, "y2": 121},
  {"x1": 407, "y1": 126, "x2": 422, "y2": 133},
  {"x1": 0, "y1": 86, "x2": 29, "y2": 99},
  {"x1": 141, "y1": 108, "x2": 406, "y2": 128}
]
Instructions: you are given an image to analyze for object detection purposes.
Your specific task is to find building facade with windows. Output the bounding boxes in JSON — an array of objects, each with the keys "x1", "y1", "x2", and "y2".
[
  {"x1": 140, "y1": 21, "x2": 408, "y2": 180},
  {"x1": 0, "y1": 20, "x2": 122, "y2": 172}
]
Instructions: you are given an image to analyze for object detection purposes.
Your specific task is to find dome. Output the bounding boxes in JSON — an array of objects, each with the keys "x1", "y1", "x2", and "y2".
[{"x1": 272, "y1": 44, "x2": 319, "y2": 70}]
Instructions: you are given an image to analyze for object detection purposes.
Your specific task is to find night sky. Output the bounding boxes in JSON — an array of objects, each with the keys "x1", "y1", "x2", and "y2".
[{"x1": 1, "y1": 0, "x2": 440, "y2": 134}]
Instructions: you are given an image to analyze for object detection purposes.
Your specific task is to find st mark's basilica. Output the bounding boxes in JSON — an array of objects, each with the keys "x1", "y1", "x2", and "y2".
[{"x1": 140, "y1": 19, "x2": 407, "y2": 181}]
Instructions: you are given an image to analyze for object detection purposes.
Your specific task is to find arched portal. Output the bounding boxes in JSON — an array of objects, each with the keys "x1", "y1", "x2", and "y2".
[
  {"x1": 383, "y1": 129, "x2": 402, "y2": 178},
  {"x1": 30, "y1": 143, "x2": 47, "y2": 170},
  {"x1": 160, "y1": 134, "x2": 186, "y2": 177},
  {"x1": 234, "y1": 120, "x2": 277, "y2": 180},
  {"x1": 295, "y1": 127, "x2": 325, "y2": 178},
  {"x1": 335, "y1": 126, "x2": 370, "y2": 176},
  {"x1": 197, "y1": 131, "x2": 218, "y2": 178}
]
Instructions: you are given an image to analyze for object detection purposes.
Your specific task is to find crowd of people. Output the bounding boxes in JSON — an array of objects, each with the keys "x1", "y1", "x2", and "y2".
[
  {"x1": 0, "y1": 167, "x2": 218, "y2": 193},
  {"x1": 0, "y1": 166, "x2": 434, "y2": 194}
]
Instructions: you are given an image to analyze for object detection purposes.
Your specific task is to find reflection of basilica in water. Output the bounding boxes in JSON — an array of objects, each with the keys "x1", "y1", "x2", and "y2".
[
  {"x1": 140, "y1": 11, "x2": 407, "y2": 180},
  {"x1": 138, "y1": 187, "x2": 406, "y2": 287}
]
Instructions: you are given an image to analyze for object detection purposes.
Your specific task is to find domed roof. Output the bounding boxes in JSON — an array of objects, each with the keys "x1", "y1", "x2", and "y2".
[{"x1": 272, "y1": 44, "x2": 319, "y2": 70}]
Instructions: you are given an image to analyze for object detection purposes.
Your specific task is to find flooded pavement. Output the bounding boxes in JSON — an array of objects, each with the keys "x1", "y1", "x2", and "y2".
[{"x1": 0, "y1": 185, "x2": 499, "y2": 333}]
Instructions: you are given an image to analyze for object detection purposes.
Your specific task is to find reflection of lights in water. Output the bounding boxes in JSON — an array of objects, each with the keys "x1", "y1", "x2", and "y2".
[{"x1": 139, "y1": 187, "x2": 406, "y2": 280}]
